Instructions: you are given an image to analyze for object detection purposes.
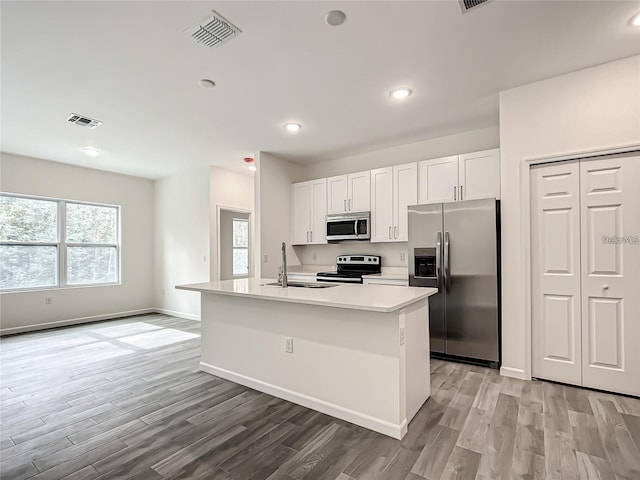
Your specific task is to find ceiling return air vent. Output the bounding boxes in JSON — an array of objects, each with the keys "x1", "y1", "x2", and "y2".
[
  {"x1": 185, "y1": 11, "x2": 242, "y2": 48},
  {"x1": 66, "y1": 113, "x2": 103, "y2": 129},
  {"x1": 459, "y1": 0, "x2": 490, "y2": 12}
]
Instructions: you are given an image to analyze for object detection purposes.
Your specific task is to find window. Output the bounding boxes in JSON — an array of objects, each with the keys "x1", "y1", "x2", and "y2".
[
  {"x1": 232, "y1": 218, "x2": 249, "y2": 277},
  {"x1": 0, "y1": 194, "x2": 120, "y2": 291}
]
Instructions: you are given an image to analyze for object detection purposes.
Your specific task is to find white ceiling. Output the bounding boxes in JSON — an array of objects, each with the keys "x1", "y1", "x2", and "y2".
[{"x1": 2, "y1": 1, "x2": 639, "y2": 179}]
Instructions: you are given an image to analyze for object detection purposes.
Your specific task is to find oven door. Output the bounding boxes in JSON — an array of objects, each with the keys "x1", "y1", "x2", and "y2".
[{"x1": 326, "y1": 214, "x2": 370, "y2": 241}]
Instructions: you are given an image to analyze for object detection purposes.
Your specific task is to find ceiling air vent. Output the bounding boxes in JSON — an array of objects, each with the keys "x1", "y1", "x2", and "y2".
[
  {"x1": 66, "y1": 113, "x2": 103, "y2": 129},
  {"x1": 185, "y1": 11, "x2": 242, "y2": 48},
  {"x1": 459, "y1": 0, "x2": 490, "y2": 12}
]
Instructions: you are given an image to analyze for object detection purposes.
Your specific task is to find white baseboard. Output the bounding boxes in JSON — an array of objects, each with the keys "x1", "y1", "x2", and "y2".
[
  {"x1": 153, "y1": 308, "x2": 200, "y2": 322},
  {"x1": 500, "y1": 366, "x2": 531, "y2": 381},
  {"x1": 200, "y1": 362, "x2": 407, "y2": 440},
  {"x1": 0, "y1": 308, "x2": 155, "y2": 336}
]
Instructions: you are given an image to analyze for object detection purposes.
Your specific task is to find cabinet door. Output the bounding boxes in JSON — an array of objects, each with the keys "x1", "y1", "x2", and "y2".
[
  {"x1": 327, "y1": 175, "x2": 348, "y2": 214},
  {"x1": 417, "y1": 156, "x2": 458, "y2": 204},
  {"x1": 291, "y1": 182, "x2": 311, "y2": 245},
  {"x1": 531, "y1": 161, "x2": 582, "y2": 385},
  {"x1": 393, "y1": 163, "x2": 417, "y2": 242},
  {"x1": 348, "y1": 171, "x2": 371, "y2": 212},
  {"x1": 580, "y1": 153, "x2": 640, "y2": 396},
  {"x1": 370, "y1": 167, "x2": 394, "y2": 243},
  {"x1": 459, "y1": 149, "x2": 500, "y2": 201},
  {"x1": 309, "y1": 178, "x2": 327, "y2": 245}
]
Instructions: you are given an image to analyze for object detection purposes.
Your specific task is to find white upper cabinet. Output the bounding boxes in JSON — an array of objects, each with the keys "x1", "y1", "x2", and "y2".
[
  {"x1": 370, "y1": 163, "x2": 417, "y2": 243},
  {"x1": 418, "y1": 155, "x2": 459, "y2": 204},
  {"x1": 291, "y1": 178, "x2": 327, "y2": 245},
  {"x1": 418, "y1": 149, "x2": 500, "y2": 204},
  {"x1": 327, "y1": 171, "x2": 371, "y2": 214},
  {"x1": 459, "y1": 149, "x2": 501, "y2": 201}
]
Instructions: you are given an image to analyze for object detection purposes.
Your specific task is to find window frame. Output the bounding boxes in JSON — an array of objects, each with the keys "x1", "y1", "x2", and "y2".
[
  {"x1": 0, "y1": 193, "x2": 121, "y2": 293},
  {"x1": 231, "y1": 217, "x2": 249, "y2": 278}
]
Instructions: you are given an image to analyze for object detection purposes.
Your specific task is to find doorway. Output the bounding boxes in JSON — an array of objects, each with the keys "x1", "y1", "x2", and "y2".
[{"x1": 218, "y1": 208, "x2": 251, "y2": 281}]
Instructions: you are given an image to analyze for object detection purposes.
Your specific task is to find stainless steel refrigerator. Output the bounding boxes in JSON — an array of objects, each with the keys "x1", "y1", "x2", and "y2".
[{"x1": 408, "y1": 198, "x2": 500, "y2": 367}]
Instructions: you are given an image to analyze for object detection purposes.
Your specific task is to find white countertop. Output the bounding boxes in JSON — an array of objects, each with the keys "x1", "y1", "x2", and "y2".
[{"x1": 177, "y1": 278, "x2": 435, "y2": 313}]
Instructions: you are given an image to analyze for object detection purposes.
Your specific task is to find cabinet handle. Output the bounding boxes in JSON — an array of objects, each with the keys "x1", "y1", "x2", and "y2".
[
  {"x1": 460, "y1": 185, "x2": 463, "y2": 201},
  {"x1": 603, "y1": 285, "x2": 609, "y2": 290},
  {"x1": 344, "y1": 199, "x2": 347, "y2": 211},
  {"x1": 310, "y1": 231, "x2": 313, "y2": 243},
  {"x1": 454, "y1": 186, "x2": 457, "y2": 201},
  {"x1": 348, "y1": 198, "x2": 352, "y2": 211},
  {"x1": 394, "y1": 226, "x2": 397, "y2": 239},
  {"x1": 388, "y1": 226, "x2": 392, "y2": 240}
]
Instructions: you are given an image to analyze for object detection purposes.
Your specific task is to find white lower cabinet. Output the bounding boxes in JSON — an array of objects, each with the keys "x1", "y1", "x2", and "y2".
[
  {"x1": 531, "y1": 152, "x2": 640, "y2": 396},
  {"x1": 371, "y1": 163, "x2": 417, "y2": 243}
]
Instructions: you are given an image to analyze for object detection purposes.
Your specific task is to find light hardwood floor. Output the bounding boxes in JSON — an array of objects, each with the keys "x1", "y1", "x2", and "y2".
[{"x1": 1, "y1": 314, "x2": 639, "y2": 480}]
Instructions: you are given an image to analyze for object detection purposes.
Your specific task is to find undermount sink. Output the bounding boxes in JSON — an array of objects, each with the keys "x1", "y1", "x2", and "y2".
[{"x1": 262, "y1": 282, "x2": 337, "y2": 289}]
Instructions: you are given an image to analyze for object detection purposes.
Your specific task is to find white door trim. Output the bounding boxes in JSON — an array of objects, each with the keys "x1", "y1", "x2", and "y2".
[
  {"x1": 216, "y1": 205, "x2": 254, "y2": 281},
  {"x1": 516, "y1": 142, "x2": 640, "y2": 381}
]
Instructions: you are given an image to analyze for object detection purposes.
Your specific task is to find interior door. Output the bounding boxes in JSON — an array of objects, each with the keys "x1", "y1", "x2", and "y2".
[
  {"x1": 531, "y1": 161, "x2": 582, "y2": 385},
  {"x1": 580, "y1": 153, "x2": 640, "y2": 395}
]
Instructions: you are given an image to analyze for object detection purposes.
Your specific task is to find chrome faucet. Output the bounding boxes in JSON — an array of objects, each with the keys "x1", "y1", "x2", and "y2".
[{"x1": 278, "y1": 242, "x2": 288, "y2": 288}]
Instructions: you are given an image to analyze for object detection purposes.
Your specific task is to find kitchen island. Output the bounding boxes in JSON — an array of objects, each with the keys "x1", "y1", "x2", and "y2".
[{"x1": 176, "y1": 278, "x2": 437, "y2": 439}]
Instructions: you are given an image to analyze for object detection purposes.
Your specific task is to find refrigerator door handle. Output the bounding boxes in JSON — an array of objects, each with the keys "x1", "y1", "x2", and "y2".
[
  {"x1": 444, "y1": 231, "x2": 450, "y2": 293},
  {"x1": 436, "y1": 232, "x2": 442, "y2": 290}
]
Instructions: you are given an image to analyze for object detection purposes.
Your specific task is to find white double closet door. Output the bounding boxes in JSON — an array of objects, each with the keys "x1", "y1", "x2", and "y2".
[{"x1": 531, "y1": 152, "x2": 640, "y2": 396}]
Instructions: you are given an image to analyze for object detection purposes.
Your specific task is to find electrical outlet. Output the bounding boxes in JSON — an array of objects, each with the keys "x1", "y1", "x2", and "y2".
[
  {"x1": 162, "y1": 289, "x2": 166, "y2": 296},
  {"x1": 399, "y1": 326, "x2": 405, "y2": 346},
  {"x1": 45, "y1": 296, "x2": 53, "y2": 305},
  {"x1": 400, "y1": 252, "x2": 406, "y2": 262},
  {"x1": 202, "y1": 254, "x2": 207, "y2": 262},
  {"x1": 285, "y1": 337, "x2": 293, "y2": 353},
  {"x1": 313, "y1": 253, "x2": 317, "y2": 261},
  {"x1": 264, "y1": 254, "x2": 268, "y2": 263}
]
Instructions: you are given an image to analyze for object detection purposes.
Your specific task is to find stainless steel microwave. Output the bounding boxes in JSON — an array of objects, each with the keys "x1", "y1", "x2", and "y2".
[{"x1": 326, "y1": 212, "x2": 371, "y2": 241}]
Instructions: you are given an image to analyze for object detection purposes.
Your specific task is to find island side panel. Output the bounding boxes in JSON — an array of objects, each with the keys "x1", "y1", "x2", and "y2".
[
  {"x1": 402, "y1": 298, "x2": 431, "y2": 423},
  {"x1": 200, "y1": 292, "x2": 403, "y2": 438}
]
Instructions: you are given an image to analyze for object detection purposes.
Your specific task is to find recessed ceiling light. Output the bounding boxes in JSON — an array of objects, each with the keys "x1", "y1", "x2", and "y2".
[
  {"x1": 390, "y1": 88, "x2": 412, "y2": 100},
  {"x1": 80, "y1": 147, "x2": 100, "y2": 157},
  {"x1": 199, "y1": 78, "x2": 216, "y2": 88},
  {"x1": 325, "y1": 10, "x2": 346, "y2": 27},
  {"x1": 248, "y1": 165, "x2": 257, "y2": 172},
  {"x1": 284, "y1": 123, "x2": 302, "y2": 133},
  {"x1": 631, "y1": 12, "x2": 640, "y2": 27}
]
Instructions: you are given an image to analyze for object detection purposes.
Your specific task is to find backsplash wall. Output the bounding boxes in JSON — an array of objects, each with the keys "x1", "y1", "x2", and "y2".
[{"x1": 294, "y1": 242, "x2": 409, "y2": 268}]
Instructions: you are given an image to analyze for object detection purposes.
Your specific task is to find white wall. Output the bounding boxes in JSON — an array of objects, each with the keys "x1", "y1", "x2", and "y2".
[
  {"x1": 0, "y1": 153, "x2": 155, "y2": 334},
  {"x1": 209, "y1": 167, "x2": 254, "y2": 282},
  {"x1": 255, "y1": 152, "x2": 303, "y2": 278},
  {"x1": 154, "y1": 167, "x2": 210, "y2": 320},
  {"x1": 499, "y1": 55, "x2": 640, "y2": 379},
  {"x1": 301, "y1": 126, "x2": 499, "y2": 180},
  {"x1": 294, "y1": 126, "x2": 500, "y2": 268}
]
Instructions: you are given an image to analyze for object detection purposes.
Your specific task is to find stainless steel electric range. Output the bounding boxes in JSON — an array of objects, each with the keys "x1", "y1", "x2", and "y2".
[{"x1": 316, "y1": 255, "x2": 381, "y2": 284}]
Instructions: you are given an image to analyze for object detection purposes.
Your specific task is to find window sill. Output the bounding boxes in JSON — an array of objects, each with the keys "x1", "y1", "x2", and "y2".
[{"x1": 0, "y1": 282, "x2": 122, "y2": 294}]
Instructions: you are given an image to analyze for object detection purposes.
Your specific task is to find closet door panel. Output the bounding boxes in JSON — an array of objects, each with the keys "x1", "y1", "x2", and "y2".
[
  {"x1": 581, "y1": 153, "x2": 640, "y2": 396},
  {"x1": 531, "y1": 161, "x2": 582, "y2": 384}
]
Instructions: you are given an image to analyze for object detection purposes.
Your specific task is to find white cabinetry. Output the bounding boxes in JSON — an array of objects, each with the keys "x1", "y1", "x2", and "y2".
[
  {"x1": 531, "y1": 152, "x2": 640, "y2": 396},
  {"x1": 327, "y1": 171, "x2": 371, "y2": 214},
  {"x1": 459, "y1": 149, "x2": 501, "y2": 201},
  {"x1": 418, "y1": 149, "x2": 500, "y2": 204},
  {"x1": 291, "y1": 179, "x2": 327, "y2": 245},
  {"x1": 371, "y1": 163, "x2": 417, "y2": 243}
]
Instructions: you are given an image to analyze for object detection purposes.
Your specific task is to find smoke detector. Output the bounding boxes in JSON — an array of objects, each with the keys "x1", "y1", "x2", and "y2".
[
  {"x1": 185, "y1": 11, "x2": 242, "y2": 48},
  {"x1": 66, "y1": 113, "x2": 103, "y2": 129},
  {"x1": 459, "y1": 0, "x2": 490, "y2": 13}
]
